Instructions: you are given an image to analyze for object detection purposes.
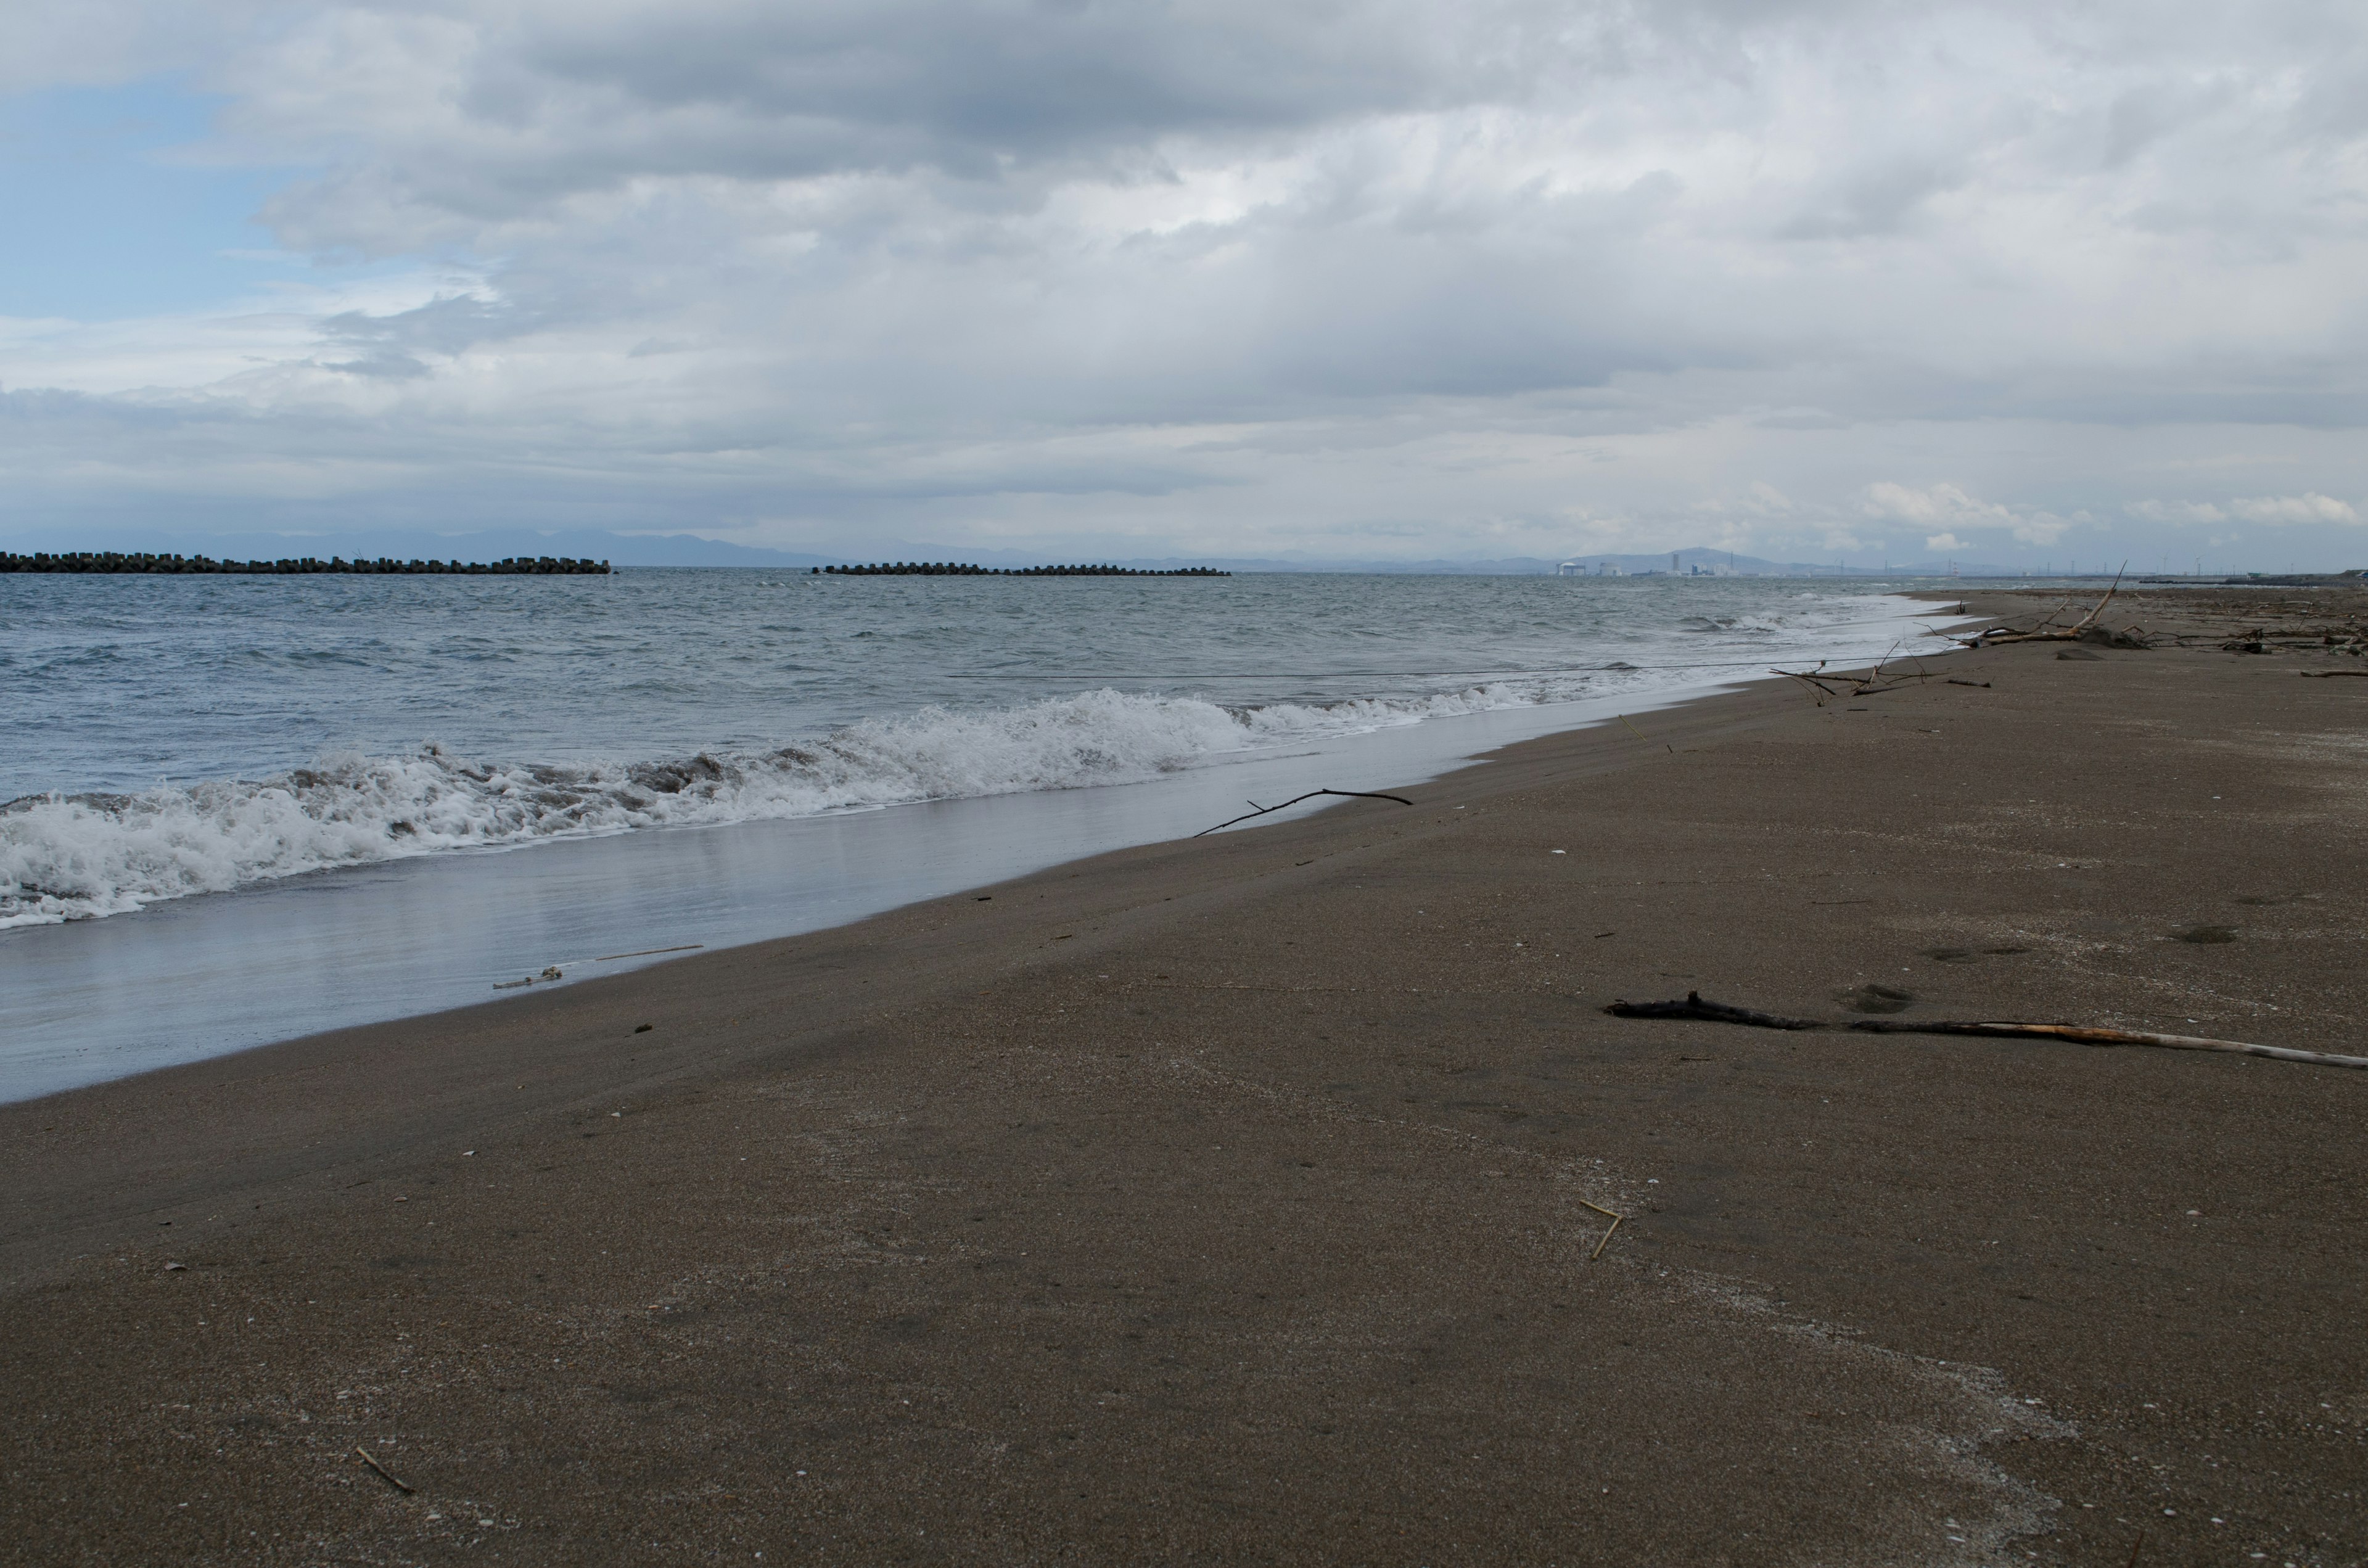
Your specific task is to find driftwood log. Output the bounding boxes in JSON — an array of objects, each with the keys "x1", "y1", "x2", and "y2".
[
  {"x1": 1846, "y1": 1018, "x2": 2368, "y2": 1070},
  {"x1": 1605, "y1": 992, "x2": 1821, "y2": 1029},
  {"x1": 1953, "y1": 567, "x2": 2150, "y2": 650},
  {"x1": 1605, "y1": 993, "x2": 2368, "y2": 1070}
]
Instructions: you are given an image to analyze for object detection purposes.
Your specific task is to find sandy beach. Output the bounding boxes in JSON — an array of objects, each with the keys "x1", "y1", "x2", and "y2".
[{"x1": 4, "y1": 586, "x2": 2363, "y2": 1566}]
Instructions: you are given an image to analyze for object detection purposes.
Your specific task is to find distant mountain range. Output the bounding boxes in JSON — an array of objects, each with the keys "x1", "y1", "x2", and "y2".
[{"x1": 0, "y1": 527, "x2": 2115, "y2": 577}]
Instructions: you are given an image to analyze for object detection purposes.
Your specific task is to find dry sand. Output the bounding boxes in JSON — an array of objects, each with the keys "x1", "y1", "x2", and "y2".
[{"x1": 3, "y1": 588, "x2": 2364, "y2": 1566}]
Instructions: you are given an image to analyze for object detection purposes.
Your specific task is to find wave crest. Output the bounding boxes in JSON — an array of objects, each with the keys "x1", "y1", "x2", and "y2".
[{"x1": 1, "y1": 684, "x2": 1545, "y2": 927}]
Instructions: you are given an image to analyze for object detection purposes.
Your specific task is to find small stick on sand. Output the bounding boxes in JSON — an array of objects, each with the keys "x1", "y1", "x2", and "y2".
[
  {"x1": 593, "y1": 943, "x2": 707, "y2": 962},
  {"x1": 2298, "y1": 669, "x2": 2368, "y2": 678},
  {"x1": 1572, "y1": 1197, "x2": 1626, "y2": 1259},
  {"x1": 356, "y1": 1448, "x2": 414, "y2": 1493},
  {"x1": 1616, "y1": 713, "x2": 1672, "y2": 752},
  {"x1": 1191, "y1": 789, "x2": 1413, "y2": 837},
  {"x1": 1590, "y1": 1215, "x2": 1623, "y2": 1262}
]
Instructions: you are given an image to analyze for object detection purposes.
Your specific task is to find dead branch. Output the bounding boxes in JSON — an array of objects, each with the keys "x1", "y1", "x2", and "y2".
[
  {"x1": 1847, "y1": 1018, "x2": 2368, "y2": 1070},
  {"x1": 1603, "y1": 991, "x2": 1821, "y2": 1030},
  {"x1": 2299, "y1": 670, "x2": 2368, "y2": 679},
  {"x1": 1603, "y1": 991, "x2": 2367, "y2": 1069},
  {"x1": 2069, "y1": 563, "x2": 2126, "y2": 631},
  {"x1": 1967, "y1": 564, "x2": 2140, "y2": 647},
  {"x1": 1771, "y1": 659, "x2": 1941, "y2": 704},
  {"x1": 1191, "y1": 787, "x2": 1413, "y2": 838}
]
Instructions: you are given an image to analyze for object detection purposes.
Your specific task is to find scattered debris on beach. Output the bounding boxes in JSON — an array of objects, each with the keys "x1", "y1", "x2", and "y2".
[{"x1": 1977, "y1": 585, "x2": 2362, "y2": 667}]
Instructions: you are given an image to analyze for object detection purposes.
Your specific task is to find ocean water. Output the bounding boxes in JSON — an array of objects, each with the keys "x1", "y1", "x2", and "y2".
[{"x1": 1, "y1": 570, "x2": 1957, "y2": 1098}]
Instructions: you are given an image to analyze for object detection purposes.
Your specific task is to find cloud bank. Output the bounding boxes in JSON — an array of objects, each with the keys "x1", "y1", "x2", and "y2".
[{"x1": 4, "y1": 0, "x2": 2366, "y2": 566}]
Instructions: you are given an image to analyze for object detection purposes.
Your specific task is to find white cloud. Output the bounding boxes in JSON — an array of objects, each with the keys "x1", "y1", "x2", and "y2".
[
  {"x1": 2229, "y1": 492, "x2": 2361, "y2": 525},
  {"x1": 2126, "y1": 499, "x2": 2228, "y2": 523},
  {"x1": 1925, "y1": 533, "x2": 1968, "y2": 552},
  {"x1": 1861, "y1": 482, "x2": 2018, "y2": 528},
  {"x1": 2011, "y1": 510, "x2": 2087, "y2": 546},
  {"x1": 3, "y1": 1, "x2": 2367, "y2": 562},
  {"x1": 2127, "y1": 493, "x2": 2361, "y2": 527}
]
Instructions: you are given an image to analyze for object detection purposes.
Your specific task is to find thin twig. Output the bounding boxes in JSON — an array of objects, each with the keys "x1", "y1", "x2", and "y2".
[
  {"x1": 356, "y1": 1448, "x2": 414, "y2": 1493},
  {"x1": 1616, "y1": 713, "x2": 1671, "y2": 752},
  {"x1": 592, "y1": 943, "x2": 706, "y2": 962},
  {"x1": 1590, "y1": 1214, "x2": 1623, "y2": 1262},
  {"x1": 1191, "y1": 788, "x2": 1413, "y2": 837}
]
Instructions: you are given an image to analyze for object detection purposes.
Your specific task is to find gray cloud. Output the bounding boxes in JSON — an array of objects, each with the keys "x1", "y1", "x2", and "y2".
[{"x1": 5, "y1": 0, "x2": 2367, "y2": 567}]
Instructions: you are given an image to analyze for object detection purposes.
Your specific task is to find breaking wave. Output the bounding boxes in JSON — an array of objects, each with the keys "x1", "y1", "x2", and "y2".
[{"x1": 1, "y1": 681, "x2": 1571, "y2": 928}]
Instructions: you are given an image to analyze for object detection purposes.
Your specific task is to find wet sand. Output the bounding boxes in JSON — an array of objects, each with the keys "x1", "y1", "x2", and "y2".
[{"x1": 3, "y1": 588, "x2": 2364, "y2": 1566}]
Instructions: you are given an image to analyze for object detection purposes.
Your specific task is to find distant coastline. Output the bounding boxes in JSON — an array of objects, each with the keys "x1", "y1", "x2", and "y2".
[
  {"x1": 0, "y1": 551, "x2": 610, "y2": 576},
  {"x1": 818, "y1": 560, "x2": 1228, "y2": 577}
]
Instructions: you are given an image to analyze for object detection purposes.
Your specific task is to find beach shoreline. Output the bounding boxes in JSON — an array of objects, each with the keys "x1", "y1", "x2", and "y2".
[
  {"x1": 1, "y1": 587, "x2": 1949, "y2": 1102},
  {"x1": 4, "y1": 586, "x2": 2363, "y2": 1564}
]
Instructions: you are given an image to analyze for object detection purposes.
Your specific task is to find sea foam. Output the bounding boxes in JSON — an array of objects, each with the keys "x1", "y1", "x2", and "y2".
[{"x1": 0, "y1": 681, "x2": 1564, "y2": 928}]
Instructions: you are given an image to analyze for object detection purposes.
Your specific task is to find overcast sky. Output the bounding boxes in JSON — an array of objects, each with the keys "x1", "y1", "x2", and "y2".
[{"x1": 3, "y1": 0, "x2": 2364, "y2": 567}]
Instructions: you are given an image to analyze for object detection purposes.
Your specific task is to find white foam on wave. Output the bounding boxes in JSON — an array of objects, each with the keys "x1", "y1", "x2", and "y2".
[
  {"x1": 3, "y1": 591, "x2": 1952, "y2": 929},
  {"x1": 0, "y1": 680, "x2": 1582, "y2": 928}
]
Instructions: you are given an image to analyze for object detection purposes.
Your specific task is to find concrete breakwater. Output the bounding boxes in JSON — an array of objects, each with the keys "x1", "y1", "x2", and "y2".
[
  {"x1": 819, "y1": 561, "x2": 1228, "y2": 577},
  {"x1": 1, "y1": 551, "x2": 610, "y2": 575}
]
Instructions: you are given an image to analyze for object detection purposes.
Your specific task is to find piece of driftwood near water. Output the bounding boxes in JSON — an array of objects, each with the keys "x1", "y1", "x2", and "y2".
[
  {"x1": 1603, "y1": 991, "x2": 2368, "y2": 1070},
  {"x1": 1952, "y1": 565, "x2": 2152, "y2": 650},
  {"x1": 1846, "y1": 1018, "x2": 2368, "y2": 1069},
  {"x1": 1605, "y1": 993, "x2": 1822, "y2": 1029},
  {"x1": 1770, "y1": 638, "x2": 1949, "y2": 704},
  {"x1": 1191, "y1": 788, "x2": 1413, "y2": 838}
]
